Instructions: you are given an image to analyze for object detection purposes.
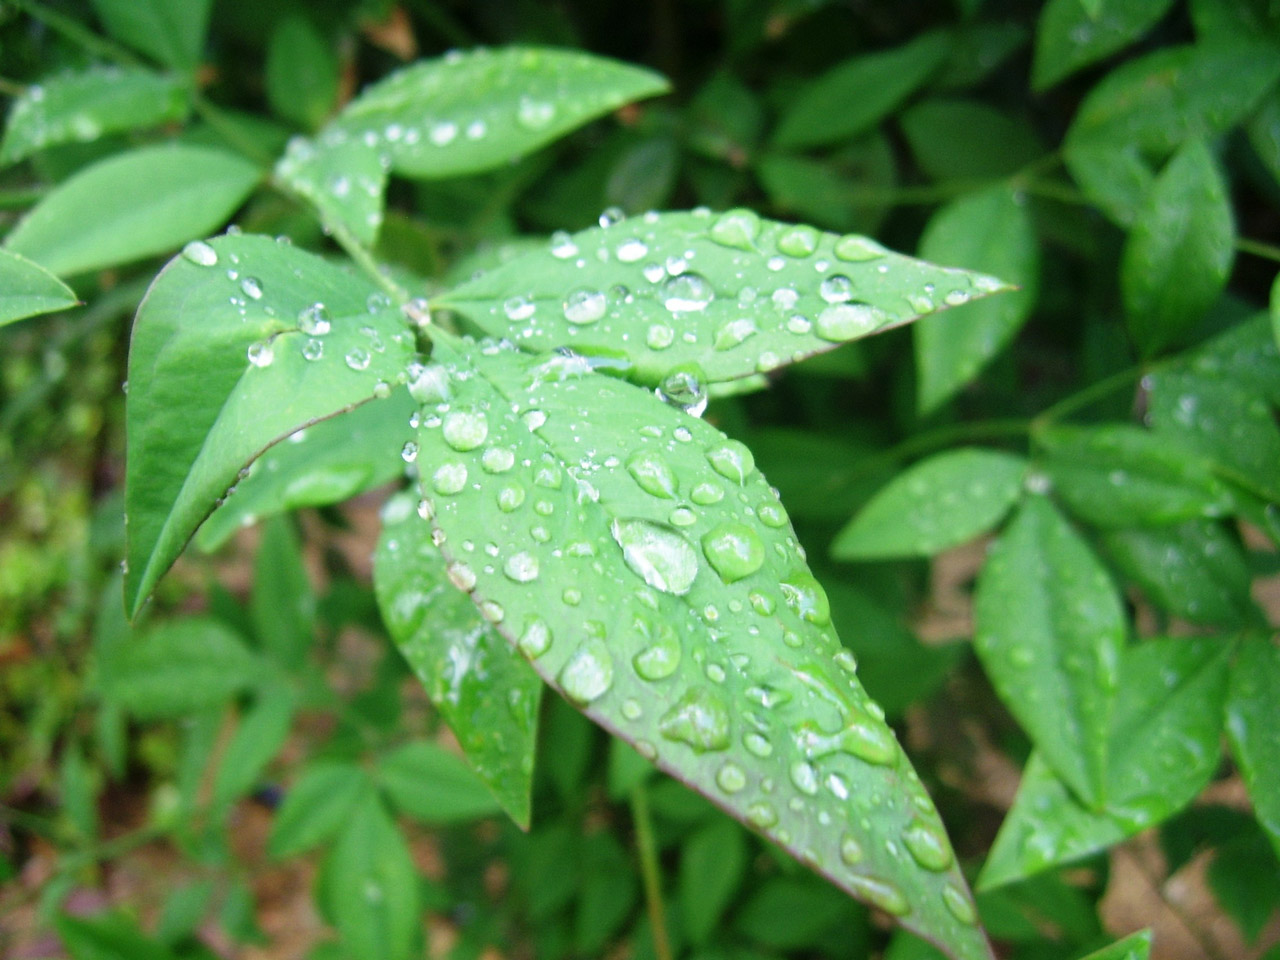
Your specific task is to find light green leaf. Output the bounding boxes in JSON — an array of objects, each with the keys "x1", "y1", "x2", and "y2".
[
  {"x1": 900, "y1": 99, "x2": 1043, "y2": 181},
  {"x1": 59, "y1": 741, "x2": 97, "y2": 840},
  {"x1": 211, "y1": 688, "x2": 297, "y2": 814},
  {"x1": 1037, "y1": 423, "x2": 1233, "y2": 527},
  {"x1": 88, "y1": 0, "x2": 212, "y2": 71},
  {"x1": 1078, "y1": 930, "x2": 1152, "y2": 960},
  {"x1": 979, "y1": 638, "x2": 1229, "y2": 889},
  {"x1": 680, "y1": 818, "x2": 749, "y2": 944},
  {"x1": 98, "y1": 618, "x2": 259, "y2": 717},
  {"x1": 1032, "y1": 0, "x2": 1176, "y2": 91},
  {"x1": 0, "y1": 248, "x2": 78, "y2": 327},
  {"x1": 1122, "y1": 140, "x2": 1234, "y2": 356},
  {"x1": 1228, "y1": 636, "x2": 1280, "y2": 858},
  {"x1": 915, "y1": 187, "x2": 1038, "y2": 413},
  {"x1": 438, "y1": 209, "x2": 1010, "y2": 387},
  {"x1": 250, "y1": 516, "x2": 316, "y2": 670},
  {"x1": 974, "y1": 496, "x2": 1123, "y2": 808},
  {"x1": 374, "y1": 492, "x2": 541, "y2": 828},
  {"x1": 269, "y1": 762, "x2": 374, "y2": 858},
  {"x1": 773, "y1": 32, "x2": 951, "y2": 150},
  {"x1": 375, "y1": 741, "x2": 506, "y2": 824},
  {"x1": 0, "y1": 65, "x2": 188, "y2": 166},
  {"x1": 276, "y1": 47, "x2": 668, "y2": 244},
  {"x1": 410, "y1": 338, "x2": 993, "y2": 960},
  {"x1": 266, "y1": 15, "x2": 338, "y2": 130},
  {"x1": 1273, "y1": 273, "x2": 1280, "y2": 353},
  {"x1": 4, "y1": 144, "x2": 260, "y2": 277},
  {"x1": 832, "y1": 448, "x2": 1027, "y2": 560},
  {"x1": 196, "y1": 387, "x2": 415, "y2": 551},
  {"x1": 124, "y1": 233, "x2": 414, "y2": 616}
]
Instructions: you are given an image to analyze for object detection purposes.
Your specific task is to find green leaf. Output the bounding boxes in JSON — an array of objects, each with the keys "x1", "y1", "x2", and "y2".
[
  {"x1": 59, "y1": 741, "x2": 97, "y2": 840},
  {"x1": 1032, "y1": 0, "x2": 1176, "y2": 91},
  {"x1": 900, "y1": 100, "x2": 1043, "y2": 182},
  {"x1": 98, "y1": 618, "x2": 260, "y2": 717},
  {"x1": 979, "y1": 638, "x2": 1229, "y2": 889},
  {"x1": 210, "y1": 688, "x2": 296, "y2": 814},
  {"x1": 755, "y1": 140, "x2": 897, "y2": 235},
  {"x1": 318, "y1": 794, "x2": 419, "y2": 960},
  {"x1": 934, "y1": 23, "x2": 1029, "y2": 91},
  {"x1": 1121, "y1": 140, "x2": 1234, "y2": 356},
  {"x1": 1077, "y1": 929, "x2": 1152, "y2": 960},
  {"x1": 832, "y1": 448, "x2": 1027, "y2": 560},
  {"x1": 0, "y1": 248, "x2": 78, "y2": 327},
  {"x1": 680, "y1": 818, "x2": 749, "y2": 944},
  {"x1": 124, "y1": 233, "x2": 414, "y2": 616},
  {"x1": 973, "y1": 496, "x2": 1123, "y2": 808},
  {"x1": 1037, "y1": 423, "x2": 1233, "y2": 526},
  {"x1": 732, "y1": 877, "x2": 858, "y2": 949},
  {"x1": 1100, "y1": 520, "x2": 1256, "y2": 627},
  {"x1": 1273, "y1": 272, "x2": 1280, "y2": 352},
  {"x1": 56, "y1": 913, "x2": 178, "y2": 960},
  {"x1": 277, "y1": 47, "x2": 668, "y2": 244},
  {"x1": 250, "y1": 516, "x2": 316, "y2": 670},
  {"x1": 1061, "y1": 143, "x2": 1155, "y2": 227},
  {"x1": 0, "y1": 65, "x2": 189, "y2": 166},
  {"x1": 1226, "y1": 635, "x2": 1280, "y2": 858},
  {"x1": 575, "y1": 832, "x2": 638, "y2": 954},
  {"x1": 265, "y1": 15, "x2": 338, "y2": 130},
  {"x1": 915, "y1": 187, "x2": 1039, "y2": 413},
  {"x1": 438, "y1": 209, "x2": 1010, "y2": 387},
  {"x1": 196, "y1": 387, "x2": 415, "y2": 551},
  {"x1": 269, "y1": 762, "x2": 373, "y2": 859},
  {"x1": 773, "y1": 32, "x2": 951, "y2": 150},
  {"x1": 410, "y1": 339, "x2": 993, "y2": 960},
  {"x1": 88, "y1": 0, "x2": 212, "y2": 71},
  {"x1": 1206, "y1": 826, "x2": 1280, "y2": 941},
  {"x1": 4, "y1": 145, "x2": 260, "y2": 277},
  {"x1": 375, "y1": 741, "x2": 506, "y2": 824},
  {"x1": 374, "y1": 492, "x2": 541, "y2": 827}
]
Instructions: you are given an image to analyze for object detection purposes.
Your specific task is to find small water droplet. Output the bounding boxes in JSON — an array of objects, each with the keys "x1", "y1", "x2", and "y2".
[
  {"x1": 446, "y1": 560, "x2": 476, "y2": 591},
  {"x1": 299, "y1": 302, "x2": 332, "y2": 335},
  {"x1": 560, "y1": 639, "x2": 613, "y2": 704},
  {"x1": 658, "y1": 688, "x2": 731, "y2": 752},
  {"x1": 504, "y1": 295, "x2": 536, "y2": 321},
  {"x1": 518, "y1": 96, "x2": 555, "y2": 129},
  {"x1": 840, "y1": 834, "x2": 865, "y2": 865},
  {"x1": 598, "y1": 206, "x2": 625, "y2": 228},
  {"x1": 747, "y1": 801, "x2": 778, "y2": 829},
  {"x1": 815, "y1": 303, "x2": 884, "y2": 341},
  {"x1": 776, "y1": 225, "x2": 818, "y2": 257},
  {"x1": 662, "y1": 273, "x2": 715, "y2": 312},
  {"x1": 656, "y1": 364, "x2": 708, "y2": 417},
  {"x1": 942, "y1": 884, "x2": 977, "y2": 925},
  {"x1": 479, "y1": 599, "x2": 504, "y2": 623},
  {"x1": 564, "y1": 288, "x2": 606, "y2": 325},
  {"x1": 247, "y1": 340, "x2": 274, "y2": 367},
  {"x1": 646, "y1": 323, "x2": 675, "y2": 349},
  {"x1": 627, "y1": 450, "x2": 678, "y2": 499},
  {"x1": 432, "y1": 461, "x2": 468, "y2": 495},
  {"x1": 790, "y1": 760, "x2": 820, "y2": 795},
  {"x1": 497, "y1": 482, "x2": 525, "y2": 512},
  {"x1": 550, "y1": 230, "x2": 578, "y2": 258},
  {"x1": 503, "y1": 551, "x2": 540, "y2": 583},
  {"x1": 716, "y1": 762, "x2": 748, "y2": 793},
  {"x1": 748, "y1": 591, "x2": 776, "y2": 615},
  {"x1": 848, "y1": 875, "x2": 909, "y2": 917},
  {"x1": 518, "y1": 617, "x2": 552, "y2": 658},
  {"x1": 706, "y1": 440, "x2": 755, "y2": 484},
  {"x1": 780, "y1": 573, "x2": 829, "y2": 625},
  {"x1": 442, "y1": 409, "x2": 489, "y2": 451},
  {"x1": 690, "y1": 481, "x2": 723, "y2": 505},
  {"x1": 819, "y1": 274, "x2": 855, "y2": 303},
  {"x1": 401, "y1": 441, "x2": 418, "y2": 463},
  {"x1": 702, "y1": 521, "x2": 766, "y2": 583},
  {"x1": 669, "y1": 506, "x2": 697, "y2": 526},
  {"x1": 715, "y1": 317, "x2": 758, "y2": 350},
  {"x1": 743, "y1": 732, "x2": 773, "y2": 757},
  {"x1": 616, "y1": 238, "x2": 649, "y2": 262},
  {"x1": 902, "y1": 818, "x2": 953, "y2": 872},
  {"x1": 834, "y1": 234, "x2": 885, "y2": 262},
  {"x1": 301, "y1": 338, "x2": 324, "y2": 361},
  {"x1": 481, "y1": 446, "x2": 515, "y2": 473},
  {"x1": 240, "y1": 276, "x2": 263, "y2": 300},
  {"x1": 611, "y1": 518, "x2": 698, "y2": 596},
  {"x1": 708, "y1": 208, "x2": 760, "y2": 250},
  {"x1": 345, "y1": 347, "x2": 371, "y2": 371},
  {"x1": 633, "y1": 620, "x2": 681, "y2": 680},
  {"x1": 181, "y1": 240, "x2": 218, "y2": 266}
]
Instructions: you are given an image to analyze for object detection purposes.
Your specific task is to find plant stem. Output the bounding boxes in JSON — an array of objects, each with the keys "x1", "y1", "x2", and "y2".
[
  {"x1": 1031, "y1": 363, "x2": 1148, "y2": 431},
  {"x1": 630, "y1": 784, "x2": 673, "y2": 960},
  {"x1": 8, "y1": 0, "x2": 141, "y2": 66},
  {"x1": 190, "y1": 93, "x2": 275, "y2": 167},
  {"x1": 846, "y1": 418, "x2": 1031, "y2": 482},
  {"x1": 1236, "y1": 236, "x2": 1280, "y2": 263}
]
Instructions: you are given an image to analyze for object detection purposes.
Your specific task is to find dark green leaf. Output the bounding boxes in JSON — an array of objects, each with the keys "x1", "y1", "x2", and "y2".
[
  {"x1": 934, "y1": 23, "x2": 1029, "y2": 91},
  {"x1": 265, "y1": 15, "x2": 338, "y2": 130},
  {"x1": 375, "y1": 741, "x2": 505, "y2": 824},
  {"x1": 900, "y1": 100, "x2": 1043, "y2": 181},
  {"x1": 732, "y1": 877, "x2": 856, "y2": 949},
  {"x1": 4, "y1": 145, "x2": 260, "y2": 277},
  {"x1": 755, "y1": 141, "x2": 896, "y2": 235},
  {"x1": 88, "y1": 0, "x2": 212, "y2": 71},
  {"x1": 1121, "y1": 140, "x2": 1234, "y2": 356},
  {"x1": 974, "y1": 496, "x2": 1123, "y2": 808},
  {"x1": 1061, "y1": 143, "x2": 1155, "y2": 226},
  {"x1": 773, "y1": 33, "x2": 951, "y2": 150},
  {"x1": 1226, "y1": 635, "x2": 1280, "y2": 858},
  {"x1": 1190, "y1": 0, "x2": 1280, "y2": 43},
  {"x1": 607, "y1": 736, "x2": 654, "y2": 798},
  {"x1": 438, "y1": 209, "x2": 1010, "y2": 387},
  {"x1": 833, "y1": 448, "x2": 1027, "y2": 559},
  {"x1": 915, "y1": 186, "x2": 1039, "y2": 413},
  {"x1": 0, "y1": 248, "x2": 78, "y2": 327},
  {"x1": 979, "y1": 638, "x2": 1229, "y2": 888},
  {"x1": 1247, "y1": 88, "x2": 1280, "y2": 190},
  {"x1": 56, "y1": 912, "x2": 178, "y2": 960},
  {"x1": 575, "y1": 832, "x2": 638, "y2": 954},
  {"x1": 374, "y1": 492, "x2": 541, "y2": 827},
  {"x1": 124, "y1": 233, "x2": 414, "y2": 616},
  {"x1": 210, "y1": 688, "x2": 296, "y2": 814},
  {"x1": 250, "y1": 516, "x2": 316, "y2": 669},
  {"x1": 0, "y1": 65, "x2": 188, "y2": 166},
  {"x1": 1206, "y1": 827, "x2": 1280, "y2": 941},
  {"x1": 59, "y1": 741, "x2": 97, "y2": 840},
  {"x1": 680, "y1": 818, "x2": 749, "y2": 944},
  {"x1": 156, "y1": 881, "x2": 213, "y2": 946},
  {"x1": 1077, "y1": 929, "x2": 1152, "y2": 960},
  {"x1": 686, "y1": 71, "x2": 764, "y2": 163},
  {"x1": 1032, "y1": 0, "x2": 1176, "y2": 90},
  {"x1": 410, "y1": 339, "x2": 992, "y2": 959},
  {"x1": 269, "y1": 762, "x2": 374, "y2": 858}
]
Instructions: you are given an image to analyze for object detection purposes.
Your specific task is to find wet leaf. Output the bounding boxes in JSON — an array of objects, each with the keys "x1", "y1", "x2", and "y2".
[
  {"x1": 979, "y1": 638, "x2": 1229, "y2": 889},
  {"x1": 915, "y1": 187, "x2": 1038, "y2": 413},
  {"x1": 269, "y1": 762, "x2": 374, "y2": 858},
  {"x1": 124, "y1": 233, "x2": 414, "y2": 616},
  {"x1": 0, "y1": 248, "x2": 78, "y2": 327},
  {"x1": 374, "y1": 740, "x2": 507, "y2": 824},
  {"x1": 832, "y1": 448, "x2": 1027, "y2": 560},
  {"x1": 0, "y1": 65, "x2": 188, "y2": 166},
  {"x1": 276, "y1": 47, "x2": 668, "y2": 244},
  {"x1": 88, "y1": 0, "x2": 212, "y2": 71},
  {"x1": 438, "y1": 209, "x2": 1010, "y2": 388},
  {"x1": 1032, "y1": 0, "x2": 1176, "y2": 91},
  {"x1": 4, "y1": 144, "x2": 260, "y2": 277},
  {"x1": 409, "y1": 338, "x2": 993, "y2": 960},
  {"x1": 1226, "y1": 635, "x2": 1280, "y2": 858},
  {"x1": 374, "y1": 492, "x2": 541, "y2": 827},
  {"x1": 974, "y1": 496, "x2": 1123, "y2": 808}
]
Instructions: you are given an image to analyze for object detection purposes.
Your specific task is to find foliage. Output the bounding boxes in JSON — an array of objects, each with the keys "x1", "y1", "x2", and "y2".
[{"x1": 2, "y1": 2, "x2": 1279, "y2": 960}]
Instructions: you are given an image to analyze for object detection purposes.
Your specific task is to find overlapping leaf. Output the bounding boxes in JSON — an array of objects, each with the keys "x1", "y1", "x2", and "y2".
[
  {"x1": 409, "y1": 337, "x2": 992, "y2": 960},
  {"x1": 0, "y1": 248, "x2": 78, "y2": 327},
  {"x1": 1032, "y1": 0, "x2": 1176, "y2": 91},
  {"x1": 124, "y1": 233, "x2": 415, "y2": 616},
  {"x1": 1227, "y1": 636, "x2": 1280, "y2": 858},
  {"x1": 438, "y1": 209, "x2": 1010, "y2": 387},
  {"x1": 88, "y1": 0, "x2": 212, "y2": 72}
]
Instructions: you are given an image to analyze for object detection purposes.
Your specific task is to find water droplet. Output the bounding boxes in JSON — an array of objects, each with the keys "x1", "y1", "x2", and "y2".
[
  {"x1": 790, "y1": 760, "x2": 820, "y2": 795},
  {"x1": 345, "y1": 347, "x2": 371, "y2": 371},
  {"x1": 534, "y1": 462, "x2": 562, "y2": 488},
  {"x1": 518, "y1": 617, "x2": 552, "y2": 658},
  {"x1": 669, "y1": 507, "x2": 697, "y2": 526},
  {"x1": 747, "y1": 801, "x2": 778, "y2": 829},
  {"x1": 743, "y1": 732, "x2": 773, "y2": 757},
  {"x1": 481, "y1": 446, "x2": 515, "y2": 473},
  {"x1": 840, "y1": 834, "x2": 865, "y2": 865},
  {"x1": 776, "y1": 225, "x2": 818, "y2": 257},
  {"x1": 504, "y1": 296, "x2": 536, "y2": 321},
  {"x1": 479, "y1": 599, "x2": 504, "y2": 623},
  {"x1": 181, "y1": 240, "x2": 218, "y2": 266},
  {"x1": 658, "y1": 688, "x2": 731, "y2": 752},
  {"x1": 298, "y1": 302, "x2": 332, "y2": 336},
  {"x1": 819, "y1": 274, "x2": 855, "y2": 304},
  {"x1": 633, "y1": 620, "x2": 681, "y2": 680},
  {"x1": 240, "y1": 276, "x2": 263, "y2": 300},
  {"x1": 301, "y1": 338, "x2": 324, "y2": 361},
  {"x1": 708, "y1": 208, "x2": 760, "y2": 250},
  {"x1": 656, "y1": 365, "x2": 708, "y2": 417},
  {"x1": 815, "y1": 303, "x2": 884, "y2": 341},
  {"x1": 550, "y1": 230, "x2": 577, "y2": 258},
  {"x1": 432, "y1": 461, "x2": 468, "y2": 495},
  {"x1": 701, "y1": 521, "x2": 766, "y2": 583},
  {"x1": 560, "y1": 639, "x2": 613, "y2": 705},
  {"x1": 442, "y1": 409, "x2": 489, "y2": 451},
  {"x1": 446, "y1": 560, "x2": 476, "y2": 591},
  {"x1": 833, "y1": 650, "x2": 858, "y2": 674},
  {"x1": 611, "y1": 518, "x2": 698, "y2": 596},
  {"x1": 429, "y1": 120, "x2": 458, "y2": 145},
  {"x1": 517, "y1": 96, "x2": 555, "y2": 128},
  {"x1": 834, "y1": 234, "x2": 885, "y2": 262},
  {"x1": 779, "y1": 572, "x2": 830, "y2": 625},
  {"x1": 757, "y1": 502, "x2": 788, "y2": 528},
  {"x1": 706, "y1": 440, "x2": 755, "y2": 484},
  {"x1": 714, "y1": 317, "x2": 758, "y2": 350},
  {"x1": 598, "y1": 206, "x2": 625, "y2": 228},
  {"x1": 247, "y1": 340, "x2": 274, "y2": 368},
  {"x1": 564, "y1": 288, "x2": 606, "y2": 324},
  {"x1": 401, "y1": 441, "x2": 418, "y2": 463},
  {"x1": 503, "y1": 551, "x2": 540, "y2": 583},
  {"x1": 748, "y1": 591, "x2": 776, "y2": 615},
  {"x1": 627, "y1": 450, "x2": 678, "y2": 499},
  {"x1": 848, "y1": 875, "x2": 909, "y2": 916},
  {"x1": 902, "y1": 818, "x2": 952, "y2": 872},
  {"x1": 662, "y1": 273, "x2": 715, "y2": 312},
  {"x1": 690, "y1": 481, "x2": 723, "y2": 505},
  {"x1": 942, "y1": 884, "x2": 977, "y2": 925},
  {"x1": 497, "y1": 482, "x2": 525, "y2": 512},
  {"x1": 646, "y1": 324, "x2": 675, "y2": 349},
  {"x1": 616, "y1": 238, "x2": 649, "y2": 262},
  {"x1": 716, "y1": 762, "x2": 748, "y2": 793}
]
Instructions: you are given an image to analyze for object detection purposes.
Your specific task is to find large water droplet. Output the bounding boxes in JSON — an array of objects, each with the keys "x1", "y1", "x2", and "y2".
[
  {"x1": 432, "y1": 461, "x2": 468, "y2": 495},
  {"x1": 446, "y1": 560, "x2": 476, "y2": 591},
  {"x1": 611, "y1": 518, "x2": 698, "y2": 596},
  {"x1": 662, "y1": 273, "x2": 714, "y2": 312},
  {"x1": 181, "y1": 240, "x2": 218, "y2": 266},
  {"x1": 780, "y1": 572, "x2": 830, "y2": 625},
  {"x1": 847, "y1": 875, "x2": 909, "y2": 917},
  {"x1": 743, "y1": 732, "x2": 773, "y2": 757},
  {"x1": 714, "y1": 317, "x2": 758, "y2": 351},
  {"x1": 776, "y1": 225, "x2": 818, "y2": 258},
  {"x1": 747, "y1": 801, "x2": 778, "y2": 829},
  {"x1": 840, "y1": 834, "x2": 865, "y2": 865},
  {"x1": 504, "y1": 296, "x2": 536, "y2": 321},
  {"x1": 560, "y1": 639, "x2": 613, "y2": 704},
  {"x1": 240, "y1": 276, "x2": 264, "y2": 300},
  {"x1": 690, "y1": 482, "x2": 723, "y2": 505},
  {"x1": 789, "y1": 760, "x2": 819, "y2": 795},
  {"x1": 497, "y1": 482, "x2": 525, "y2": 512},
  {"x1": 902, "y1": 818, "x2": 952, "y2": 872},
  {"x1": 942, "y1": 884, "x2": 977, "y2": 925},
  {"x1": 481, "y1": 446, "x2": 515, "y2": 473},
  {"x1": 716, "y1": 762, "x2": 748, "y2": 793},
  {"x1": 708, "y1": 208, "x2": 760, "y2": 250},
  {"x1": 632, "y1": 620, "x2": 681, "y2": 680},
  {"x1": 564, "y1": 288, "x2": 606, "y2": 325},
  {"x1": 705, "y1": 440, "x2": 755, "y2": 484},
  {"x1": 701, "y1": 521, "x2": 766, "y2": 583},
  {"x1": 658, "y1": 688, "x2": 731, "y2": 752},
  {"x1": 442, "y1": 409, "x2": 489, "y2": 451},
  {"x1": 626, "y1": 450, "x2": 678, "y2": 499},
  {"x1": 819, "y1": 274, "x2": 855, "y2": 304},
  {"x1": 815, "y1": 303, "x2": 884, "y2": 341},
  {"x1": 550, "y1": 230, "x2": 577, "y2": 259},
  {"x1": 299, "y1": 302, "x2": 331, "y2": 335},
  {"x1": 834, "y1": 234, "x2": 886, "y2": 262},
  {"x1": 247, "y1": 340, "x2": 274, "y2": 368},
  {"x1": 656, "y1": 364, "x2": 708, "y2": 417},
  {"x1": 646, "y1": 324, "x2": 675, "y2": 349},
  {"x1": 616, "y1": 238, "x2": 649, "y2": 262},
  {"x1": 503, "y1": 551, "x2": 540, "y2": 583},
  {"x1": 518, "y1": 617, "x2": 552, "y2": 658}
]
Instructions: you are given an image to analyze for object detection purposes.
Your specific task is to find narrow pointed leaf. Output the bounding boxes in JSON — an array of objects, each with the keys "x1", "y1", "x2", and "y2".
[
  {"x1": 1, "y1": 65, "x2": 189, "y2": 166},
  {"x1": 832, "y1": 448, "x2": 1027, "y2": 560},
  {"x1": 900, "y1": 100, "x2": 1043, "y2": 182},
  {"x1": 979, "y1": 638, "x2": 1229, "y2": 889},
  {"x1": 250, "y1": 517, "x2": 316, "y2": 670},
  {"x1": 5, "y1": 145, "x2": 260, "y2": 277},
  {"x1": 375, "y1": 741, "x2": 506, "y2": 824},
  {"x1": 0, "y1": 248, "x2": 78, "y2": 327},
  {"x1": 1078, "y1": 930, "x2": 1152, "y2": 960},
  {"x1": 269, "y1": 762, "x2": 374, "y2": 858},
  {"x1": 1032, "y1": 0, "x2": 1176, "y2": 91},
  {"x1": 1226, "y1": 636, "x2": 1280, "y2": 857},
  {"x1": 974, "y1": 496, "x2": 1123, "y2": 808},
  {"x1": 374, "y1": 492, "x2": 541, "y2": 828},
  {"x1": 276, "y1": 47, "x2": 668, "y2": 244},
  {"x1": 438, "y1": 209, "x2": 1011, "y2": 387},
  {"x1": 124, "y1": 233, "x2": 414, "y2": 616},
  {"x1": 410, "y1": 338, "x2": 993, "y2": 960},
  {"x1": 210, "y1": 688, "x2": 297, "y2": 814}
]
